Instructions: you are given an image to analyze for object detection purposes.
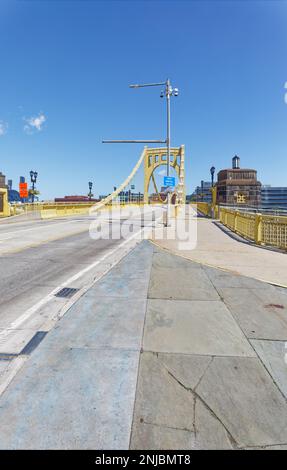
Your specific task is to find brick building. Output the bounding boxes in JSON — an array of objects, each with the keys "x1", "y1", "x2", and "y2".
[{"x1": 216, "y1": 156, "x2": 261, "y2": 207}]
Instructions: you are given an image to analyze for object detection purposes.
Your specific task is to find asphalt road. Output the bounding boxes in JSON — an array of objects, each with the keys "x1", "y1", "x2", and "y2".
[{"x1": 0, "y1": 207, "x2": 162, "y2": 336}]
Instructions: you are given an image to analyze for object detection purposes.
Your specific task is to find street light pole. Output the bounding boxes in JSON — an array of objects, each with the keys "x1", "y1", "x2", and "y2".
[
  {"x1": 210, "y1": 166, "x2": 216, "y2": 218},
  {"x1": 88, "y1": 181, "x2": 93, "y2": 200},
  {"x1": 30, "y1": 170, "x2": 38, "y2": 204},
  {"x1": 210, "y1": 166, "x2": 215, "y2": 187},
  {"x1": 103, "y1": 78, "x2": 179, "y2": 226},
  {"x1": 130, "y1": 79, "x2": 178, "y2": 226},
  {"x1": 166, "y1": 79, "x2": 171, "y2": 224}
]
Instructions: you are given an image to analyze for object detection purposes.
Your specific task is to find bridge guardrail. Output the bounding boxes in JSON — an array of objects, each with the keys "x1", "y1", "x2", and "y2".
[
  {"x1": 40, "y1": 202, "x2": 147, "y2": 219},
  {"x1": 196, "y1": 202, "x2": 287, "y2": 250},
  {"x1": 219, "y1": 208, "x2": 287, "y2": 249},
  {"x1": 196, "y1": 202, "x2": 210, "y2": 216}
]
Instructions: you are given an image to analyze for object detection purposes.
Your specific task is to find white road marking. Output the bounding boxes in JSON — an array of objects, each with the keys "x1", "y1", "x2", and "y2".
[
  {"x1": 0, "y1": 237, "x2": 13, "y2": 242},
  {"x1": 0, "y1": 209, "x2": 162, "y2": 339},
  {"x1": 0, "y1": 219, "x2": 79, "y2": 239}
]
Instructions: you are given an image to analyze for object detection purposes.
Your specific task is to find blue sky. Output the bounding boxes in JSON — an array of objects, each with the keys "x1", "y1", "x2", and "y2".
[{"x1": 0, "y1": 0, "x2": 287, "y2": 199}]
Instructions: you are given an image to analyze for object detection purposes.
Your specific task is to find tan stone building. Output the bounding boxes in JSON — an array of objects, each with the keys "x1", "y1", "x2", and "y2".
[
  {"x1": 0, "y1": 172, "x2": 7, "y2": 189},
  {"x1": 0, "y1": 172, "x2": 9, "y2": 216},
  {"x1": 216, "y1": 156, "x2": 261, "y2": 207}
]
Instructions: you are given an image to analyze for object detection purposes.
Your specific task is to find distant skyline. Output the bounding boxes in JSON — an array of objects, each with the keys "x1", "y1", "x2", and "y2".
[{"x1": 0, "y1": 0, "x2": 287, "y2": 200}]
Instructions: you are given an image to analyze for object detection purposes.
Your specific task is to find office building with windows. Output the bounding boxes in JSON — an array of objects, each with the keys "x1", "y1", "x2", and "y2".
[{"x1": 261, "y1": 186, "x2": 287, "y2": 210}]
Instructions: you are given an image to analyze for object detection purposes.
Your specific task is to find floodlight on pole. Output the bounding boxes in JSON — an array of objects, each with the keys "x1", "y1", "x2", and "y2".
[
  {"x1": 102, "y1": 78, "x2": 179, "y2": 226},
  {"x1": 129, "y1": 78, "x2": 179, "y2": 226},
  {"x1": 210, "y1": 166, "x2": 216, "y2": 187}
]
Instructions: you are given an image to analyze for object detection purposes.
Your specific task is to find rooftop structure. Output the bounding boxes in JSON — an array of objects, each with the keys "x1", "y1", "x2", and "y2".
[{"x1": 216, "y1": 155, "x2": 261, "y2": 207}]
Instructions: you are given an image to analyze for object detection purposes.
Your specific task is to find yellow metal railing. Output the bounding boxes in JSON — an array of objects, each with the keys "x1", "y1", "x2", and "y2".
[
  {"x1": 261, "y1": 215, "x2": 287, "y2": 249},
  {"x1": 195, "y1": 203, "x2": 287, "y2": 250},
  {"x1": 40, "y1": 201, "x2": 144, "y2": 219},
  {"x1": 7, "y1": 201, "x2": 145, "y2": 219},
  {"x1": 196, "y1": 202, "x2": 211, "y2": 216},
  {"x1": 219, "y1": 207, "x2": 287, "y2": 250},
  {"x1": 196, "y1": 202, "x2": 219, "y2": 219},
  {"x1": 220, "y1": 209, "x2": 256, "y2": 241}
]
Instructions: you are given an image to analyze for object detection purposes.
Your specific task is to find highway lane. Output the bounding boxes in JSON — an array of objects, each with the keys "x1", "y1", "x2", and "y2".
[
  {"x1": 0, "y1": 206, "x2": 163, "y2": 353},
  {"x1": 0, "y1": 216, "x2": 92, "y2": 254}
]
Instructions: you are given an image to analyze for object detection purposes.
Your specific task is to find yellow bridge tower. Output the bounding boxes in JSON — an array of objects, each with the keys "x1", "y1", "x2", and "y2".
[{"x1": 143, "y1": 145, "x2": 185, "y2": 204}]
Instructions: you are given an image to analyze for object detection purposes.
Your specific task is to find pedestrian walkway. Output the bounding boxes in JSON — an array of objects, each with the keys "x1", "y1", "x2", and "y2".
[
  {"x1": 0, "y1": 241, "x2": 287, "y2": 449},
  {"x1": 153, "y1": 206, "x2": 287, "y2": 286}
]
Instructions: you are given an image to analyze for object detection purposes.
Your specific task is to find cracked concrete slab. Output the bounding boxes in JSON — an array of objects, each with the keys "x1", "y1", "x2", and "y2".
[
  {"x1": 196, "y1": 356, "x2": 287, "y2": 448},
  {"x1": 144, "y1": 299, "x2": 256, "y2": 356},
  {"x1": 131, "y1": 352, "x2": 235, "y2": 450},
  {"x1": 132, "y1": 352, "x2": 195, "y2": 431},
  {"x1": 130, "y1": 422, "x2": 193, "y2": 450},
  {"x1": 193, "y1": 398, "x2": 233, "y2": 449},
  {"x1": 157, "y1": 353, "x2": 212, "y2": 390},
  {"x1": 219, "y1": 287, "x2": 287, "y2": 340},
  {"x1": 251, "y1": 339, "x2": 287, "y2": 398}
]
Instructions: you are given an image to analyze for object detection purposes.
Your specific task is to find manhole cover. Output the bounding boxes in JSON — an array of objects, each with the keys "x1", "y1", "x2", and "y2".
[{"x1": 55, "y1": 287, "x2": 79, "y2": 298}]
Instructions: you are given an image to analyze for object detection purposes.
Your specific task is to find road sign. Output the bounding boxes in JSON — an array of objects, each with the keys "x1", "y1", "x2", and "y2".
[
  {"x1": 19, "y1": 182, "x2": 28, "y2": 198},
  {"x1": 163, "y1": 176, "x2": 175, "y2": 188}
]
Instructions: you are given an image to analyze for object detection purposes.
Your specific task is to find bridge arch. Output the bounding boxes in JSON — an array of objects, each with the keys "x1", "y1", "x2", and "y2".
[{"x1": 144, "y1": 145, "x2": 185, "y2": 204}]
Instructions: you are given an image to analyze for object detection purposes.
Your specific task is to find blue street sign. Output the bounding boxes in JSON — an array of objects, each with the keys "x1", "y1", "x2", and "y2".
[{"x1": 163, "y1": 176, "x2": 176, "y2": 188}]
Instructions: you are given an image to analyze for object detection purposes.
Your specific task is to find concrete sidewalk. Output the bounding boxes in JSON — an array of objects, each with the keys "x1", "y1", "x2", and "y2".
[
  {"x1": 0, "y1": 241, "x2": 287, "y2": 449},
  {"x1": 152, "y1": 206, "x2": 287, "y2": 287}
]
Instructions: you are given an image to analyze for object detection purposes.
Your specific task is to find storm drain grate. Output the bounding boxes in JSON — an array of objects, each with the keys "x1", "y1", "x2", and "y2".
[{"x1": 55, "y1": 287, "x2": 79, "y2": 299}]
